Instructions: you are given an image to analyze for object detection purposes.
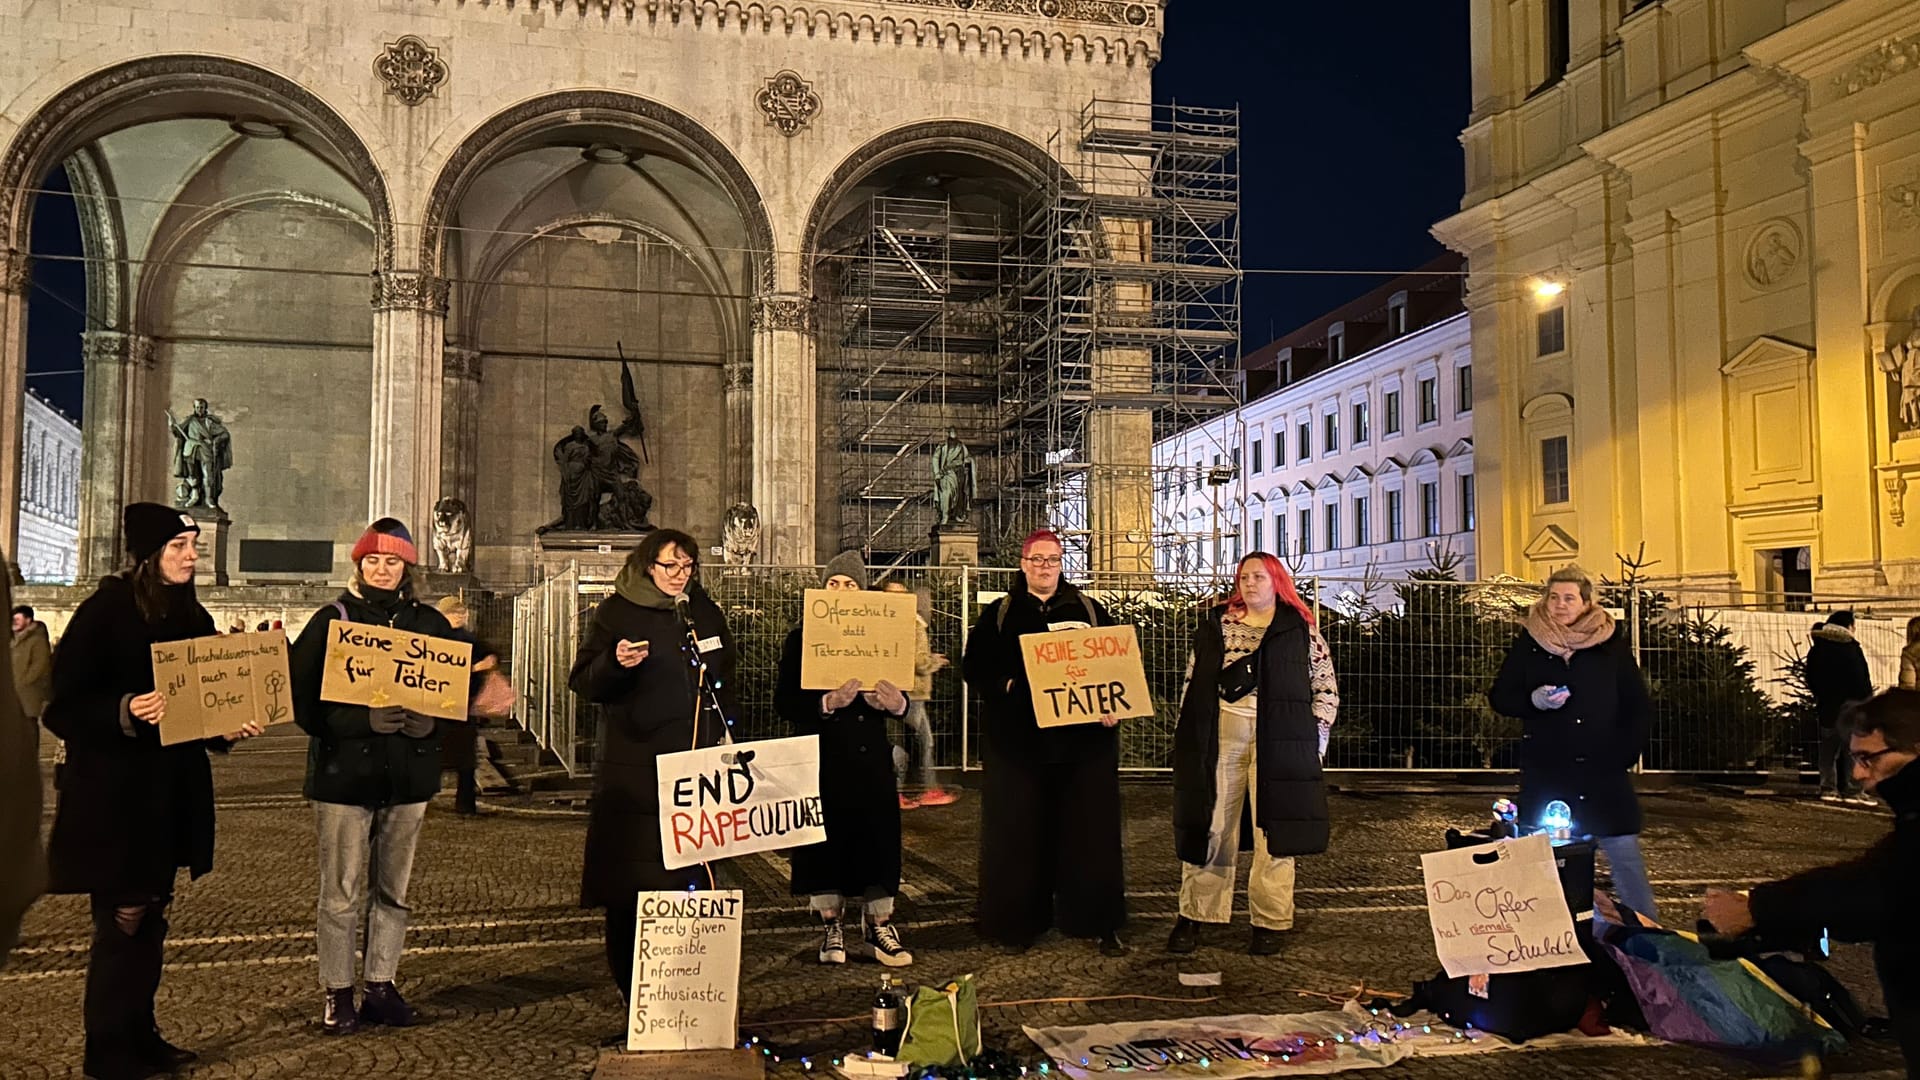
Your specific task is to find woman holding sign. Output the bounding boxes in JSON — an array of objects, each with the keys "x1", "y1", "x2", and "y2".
[
  {"x1": 290, "y1": 517, "x2": 458, "y2": 1036},
  {"x1": 1168, "y1": 552, "x2": 1338, "y2": 957},
  {"x1": 570, "y1": 529, "x2": 737, "y2": 1003},
  {"x1": 44, "y1": 503, "x2": 263, "y2": 1080},
  {"x1": 778, "y1": 552, "x2": 913, "y2": 967},
  {"x1": 1488, "y1": 565, "x2": 1657, "y2": 918},
  {"x1": 962, "y1": 529, "x2": 1129, "y2": 956}
]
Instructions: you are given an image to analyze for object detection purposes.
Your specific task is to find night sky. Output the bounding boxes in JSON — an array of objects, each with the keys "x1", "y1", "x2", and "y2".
[{"x1": 22, "y1": 6, "x2": 1470, "y2": 421}]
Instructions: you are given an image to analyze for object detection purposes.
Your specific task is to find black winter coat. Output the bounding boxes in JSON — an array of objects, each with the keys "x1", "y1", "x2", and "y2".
[
  {"x1": 290, "y1": 589, "x2": 456, "y2": 808},
  {"x1": 961, "y1": 578, "x2": 1116, "y2": 766},
  {"x1": 571, "y1": 585, "x2": 735, "y2": 908},
  {"x1": 1804, "y1": 625, "x2": 1874, "y2": 726},
  {"x1": 1749, "y1": 762, "x2": 1920, "y2": 1073},
  {"x1": 1172, "y1": 606, "x2": 1327, "y2": 865},
  {"x1": 777, "y1": 627, "x2": 903, "y2": 900},
  {"x1": 43, "y1": 576, "x2": 222, "y2": 895},
  {"x1": 1489, "y1": 628, "x2": 1651, "y2": 837}
]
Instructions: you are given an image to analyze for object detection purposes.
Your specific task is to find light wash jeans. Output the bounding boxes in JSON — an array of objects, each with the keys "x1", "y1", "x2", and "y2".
[
  {"x1": 315, "y1": 800, "x2": 428, "y2": 990},
  {"x1": 891, "y1": 699, "x2": 937, "y2": 791},
  {"x1": 809, "y1": 891, "x2": 895, "y2": 921},
  {"x1": 1595, "y1": 833, "x2": 1657, "y2": 920},
  {"x1": 1178, "y1": 697, "x2": 1297, "y2": 931}
]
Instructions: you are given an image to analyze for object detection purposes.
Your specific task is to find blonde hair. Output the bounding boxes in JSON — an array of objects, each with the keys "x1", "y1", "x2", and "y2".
[
  {"x1": 435, "y1": 594, "x2": 470, "y2": 620},
  {"x1": 1545, "y1": 565, "x2": 1594, "y2": 604}
]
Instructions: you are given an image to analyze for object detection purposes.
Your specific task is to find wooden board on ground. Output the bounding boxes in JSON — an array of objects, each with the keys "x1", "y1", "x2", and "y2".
[
  {"x1": 150, "y1": 631, "x2": 292, "y2": 746},
  {"x1": 1019, "y1": 623, "x2": 1154, "y2": 728},
  {"x1": 798, "y1": 587, "x2": 916, "y2": 690},
  {"x1": 594, "y1": 1048, "x2": 764, "y2": 1080},
  {"x1": 318, "y1": 619, "x2": 472, "y2": 720}
]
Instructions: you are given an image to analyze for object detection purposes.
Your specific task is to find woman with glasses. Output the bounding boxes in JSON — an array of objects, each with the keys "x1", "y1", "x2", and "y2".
[
  {"x1": 570, "y1": 528, "x2": 736, "y2": 1003},
  {"x1": 962, "y1": 529, "x2": 1129, "y2": 955}
]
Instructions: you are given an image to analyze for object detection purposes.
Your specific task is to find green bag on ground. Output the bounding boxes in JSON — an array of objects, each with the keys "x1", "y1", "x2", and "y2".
[{"x1": 894, "y1": 974, "x2": 983, "y2": 1068}]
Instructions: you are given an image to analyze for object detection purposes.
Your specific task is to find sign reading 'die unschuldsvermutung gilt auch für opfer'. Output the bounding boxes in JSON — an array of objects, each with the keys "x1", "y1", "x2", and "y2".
[
  {"x1": 150, "y1": 631, "x2": 293, "y2": 746},
  {"x1": 319, "y1": 620, "x2": 473, "y2": 721}
]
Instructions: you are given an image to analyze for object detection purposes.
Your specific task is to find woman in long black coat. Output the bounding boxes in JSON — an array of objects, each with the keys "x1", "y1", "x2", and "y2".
[
  {"x1": 1489, "y1": 564, "x2": 1657, "y2": 917},
  {"x1": 1168, "y1": 553, "x2": 1338, "y2": 957},
  {"x1": 570, "y1": 529, "x2": 735, "y2": 1001},
  {"x1": 777, "y1": 551, "x2": 911, "y2": 967},
  {"x1": 44, "y1": 503, "x2": 262, "y2": 1080}
]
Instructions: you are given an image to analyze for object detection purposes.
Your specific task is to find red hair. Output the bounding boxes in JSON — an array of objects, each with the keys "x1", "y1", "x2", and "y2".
[
  {"x1": 1021, "y1": 528, "x2": 1064, "y2": 556},
  {"x1": 1225, "y1": 552, "x2": 1315, "y2": 627}
]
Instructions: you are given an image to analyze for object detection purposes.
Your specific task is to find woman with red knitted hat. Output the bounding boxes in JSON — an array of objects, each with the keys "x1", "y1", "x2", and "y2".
[
  {"x1": 961, "y1": 529, "x2": 1129, "y2": 955},
  {"x1": 289, "y1": 517, "x2": 458, "y2": 1036}
]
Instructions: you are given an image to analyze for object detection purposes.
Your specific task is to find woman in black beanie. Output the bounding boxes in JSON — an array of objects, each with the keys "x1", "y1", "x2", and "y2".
[{"x1": 43, "y1": 502, "x2": 263, "y2": 1080}]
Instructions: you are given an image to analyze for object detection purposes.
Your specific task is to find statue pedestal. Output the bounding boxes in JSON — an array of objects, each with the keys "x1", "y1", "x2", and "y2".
[
  {"x1": 930, "y1": 523, "x2": 980, "y2": 567},
  {"x1": 533, "y1": 531, "x2": 652, "y2": 581},
  {"x1": 192, "y1": 511, "x2": 231, "y2": 587}
]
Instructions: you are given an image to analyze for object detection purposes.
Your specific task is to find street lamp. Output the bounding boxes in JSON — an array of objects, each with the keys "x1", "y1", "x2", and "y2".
[{"x1": 1207, "y1": 463, "x2": 1237, "y2": 577}]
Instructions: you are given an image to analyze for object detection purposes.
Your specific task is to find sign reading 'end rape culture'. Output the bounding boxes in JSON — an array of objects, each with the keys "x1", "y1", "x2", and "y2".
[{"x1": 655, "y1": 735, "x2": 825, "y2": 870}]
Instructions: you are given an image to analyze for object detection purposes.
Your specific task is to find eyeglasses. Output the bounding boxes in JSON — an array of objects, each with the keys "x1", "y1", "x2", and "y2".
[
  {"x1": 1023, "y1": 555, "x2": 1063, "y2": 568},
  {"x1": 653, "y1": 561, "x2": 696, "y2": 577},
  {"x1": 1851, "y1": 746, "x2": 1902, "y2": 769}
]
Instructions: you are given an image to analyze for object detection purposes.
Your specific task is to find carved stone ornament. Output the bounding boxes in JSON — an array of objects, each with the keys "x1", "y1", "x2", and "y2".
[
  {"x1": 0, "y1": 249, "x2": 28, "y2": 294},
  {"x1": 443, "y1": 347, "x2": 483, "y2": 381},
  {"x1": 918, "y1": 0, "x2": 1154, "y2": 24},
  {"x1": 723, "y1": 358, "x2": 752, "y2": 391},
  {"x1": 1742, "y1": 218, "x2": 1802, "y2": 289},
  {"x1": 80, "y1": 331, "x2": 155, "y2": 368},
  {"x1": 753, "y1": 295, "x2": 814, "y2": 333},
  {"x1": 375, "y1": 35, "x2": 449, "y2": 107},
  {"x1": 1887, "y1": 182, "x2": 1920, "y2": 234},
  {"x1": 1835, "y1": 34, "x2": 1920, "y2": 96},
  {"x1": 755, "y1": 70, "x2": 820, "y2": 137},
  {"x1": 1886, "y1": 472, "x2": 1909, "y2": 527},
  {"x1": 371, "y1": 271, "x2": 452, "y2": 314}
]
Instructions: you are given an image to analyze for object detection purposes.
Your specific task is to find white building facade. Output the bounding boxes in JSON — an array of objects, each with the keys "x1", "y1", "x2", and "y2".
[
  {"x1": 1155, "y1": 312, "x2": 1476, "y2": 585},
  {"x1": 18, "y1": 389, "x2": 79, "y2": 583}
]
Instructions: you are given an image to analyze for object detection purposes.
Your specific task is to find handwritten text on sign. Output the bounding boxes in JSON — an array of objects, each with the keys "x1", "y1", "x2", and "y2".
[
  {"x1": 319, "y1": 620, "x2": 473, "y2": 721},
  {"x1": 1419, "y1": 833, "x2": 1585, "y2": 978},
  {"x1": 150, "y1": 631, "x2": 293, "y2": 746},
  {"x1": 626, "y1": 890, "x2": 743, "y2": 1052},
  {"x1": 798, "y1": 588, "x2": 916, "y2": 690},
  {"x1": 656, "y1": 735, "x2": 825, "y2": 870},
  {"x1": 1020, "y1": 624, "x2": 1153, "y2": 728}
]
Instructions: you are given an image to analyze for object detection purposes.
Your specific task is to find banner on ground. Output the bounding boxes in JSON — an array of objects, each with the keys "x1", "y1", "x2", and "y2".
[
  {"x1": 655, "y1": 735, "x2": 824, "y2": 870},
  {"x1": 1420, "y1": 833, "x2": 1585, "y2": 978},
  {"x1": 799, "y1": 588, "x2": 916, "y2": 689},
  {"x1": 150, "y1": 631, "x2": 293, "y2": 746},
  {"x1": 1022, "y1": 1008, "x2": 1414, "y2": 1078},
  {"x1": 1019, "y1": 624, "x2": 1153, "y2": 728},
  {"x1": 319, "y1": 620, "x2": 473, "y2": 720},
  {"x1": 626, "y1": 890, "x2": 743, "y2": 1052}
]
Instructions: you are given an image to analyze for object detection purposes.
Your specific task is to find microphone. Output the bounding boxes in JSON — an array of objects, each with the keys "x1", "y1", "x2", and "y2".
[{"x1": 673, "y1": 591, "x2": 696, "y2": 630}]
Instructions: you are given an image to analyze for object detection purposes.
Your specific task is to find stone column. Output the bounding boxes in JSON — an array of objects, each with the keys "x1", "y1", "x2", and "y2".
[
  {"x1": 723, "y1": 352, "x2": 752, "y2": 509},
  {"x1": 1087, "y1": 216, "x2": 1154, "y2": 575},
  {"x1": 76, "y1": 330, "x2": 155, "y2": 578},
  {"x1": 751, "y1": 294, "x2": 816, "y2": 565},
  {"x1": 439, "y1": 346, "x2": 482, "y2": 522},
  {"x1": 0, "y1": 250, "x2": 28, "y2": 581},
  {"x1": 370, "y1": 271, "x2": 448, "y2": 537}
]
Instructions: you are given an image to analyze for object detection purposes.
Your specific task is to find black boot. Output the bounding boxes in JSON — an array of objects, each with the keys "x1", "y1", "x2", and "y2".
[
  {"x1": 360, "y1": 980, "x2": 417, "y2": 1027},
  {"x1": 1098, "y1": 931, "x2": 1130, "y2": 957},
  {"x1": 83, "y1": 900, "x2": 161, "y2": 1080},
  {"x1": 1166, "y1": 916, "x2": 1204, "y2": 954},
  {"x1": 1250, "y1": 928, "x2": 1287, "y2": 956},
  {"x1": 322, "y1": 988, "x2": 361, "y2": 1036}
]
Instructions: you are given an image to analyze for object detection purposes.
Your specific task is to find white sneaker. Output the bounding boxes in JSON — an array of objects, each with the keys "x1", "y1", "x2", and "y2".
[
  {"x1": 1847, "y1": 795, "x2": 1880, "y2": 807},
  {"x1": 818, "y1": 921, "x2": 846, "y2": 965},
  {"x1": 1819, "y1": 792, "x2": 1842, "y2": 803},
  {"x1": 865, "y1": 921, "x2": 914, "y2": 967}
]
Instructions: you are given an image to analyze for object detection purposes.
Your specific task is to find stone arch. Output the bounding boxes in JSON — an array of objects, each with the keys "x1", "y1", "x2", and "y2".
[
  {"x1": 799, "y1": 119, "x2": 1074, "y2": 294},
  {"x1": 417, "y1": 92, "x2": 776, "y2": 293},
  {"x1": 0, "y1": 55, "x2": 394, "y2": 267},
  {"x1": 1872, "y1": 262, "x2": 1920, "y2": 324}
]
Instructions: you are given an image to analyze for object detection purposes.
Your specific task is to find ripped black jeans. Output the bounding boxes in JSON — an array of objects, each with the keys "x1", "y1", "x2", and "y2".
[{"x1": 84, "y1": 890, "x2": 172, "y2": 1056}]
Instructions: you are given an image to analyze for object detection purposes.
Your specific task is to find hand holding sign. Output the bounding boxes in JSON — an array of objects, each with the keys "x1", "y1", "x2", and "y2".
[
  {"x1": 1019, "y1": 624, "x2": 1153, "y2": 728},
  {"x1": 130, "y1": 691, "x2": 166, "y2": 725}
]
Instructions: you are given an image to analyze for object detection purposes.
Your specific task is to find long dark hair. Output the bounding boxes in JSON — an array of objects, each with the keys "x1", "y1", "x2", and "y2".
[{"x1": 128, "y1": 549, "x2": 192, "y2": 624}]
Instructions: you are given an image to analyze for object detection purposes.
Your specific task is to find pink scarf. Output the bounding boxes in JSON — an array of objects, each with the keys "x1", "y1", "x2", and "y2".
[{"x1": 1523, "y1": 597, "x2": 1615, "y2": 660}]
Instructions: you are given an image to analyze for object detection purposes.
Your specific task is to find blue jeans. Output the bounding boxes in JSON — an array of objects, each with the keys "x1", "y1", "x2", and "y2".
[
  {"x1": 1595, "y1": 833, "x2": 1657, "y2": 920},
  {"x1": 315, "y1": 800, "x2": 427, "y2": 989},
  {"x1": 891, "y1": 699, "x2": 937, "y2": 790}
]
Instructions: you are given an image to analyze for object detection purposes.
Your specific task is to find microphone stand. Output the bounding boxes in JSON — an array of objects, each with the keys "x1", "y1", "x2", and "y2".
[{"x1": 674, "y1": 596, "x2": 732, "y2": 740}]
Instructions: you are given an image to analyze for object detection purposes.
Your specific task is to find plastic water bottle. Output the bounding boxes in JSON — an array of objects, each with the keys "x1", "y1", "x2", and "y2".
[{"x1": 872, "y1": 972, "x2": 904, "y2": 1057}]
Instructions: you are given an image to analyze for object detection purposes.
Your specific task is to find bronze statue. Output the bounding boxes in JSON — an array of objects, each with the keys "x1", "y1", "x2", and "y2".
[
  {"x1": 539, "y1": 359, "x2": 654, "y2": 533},
  {"x1": 932, "y1": 428, "x2": 976, "y2": 527},
  {"x1": 166, "y1": 398, "x2": 232, "y2": 511}
]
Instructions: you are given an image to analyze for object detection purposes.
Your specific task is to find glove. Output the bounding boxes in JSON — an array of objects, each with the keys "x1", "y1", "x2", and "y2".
[
  {"x1": 400, "y1": 710, "x2": 436, "y2": 738},
  {"x1": 1531, "y1": 685, "x2": 1569, "y2": 710},
  {"x1": 368, "y1": 706, "x2": 407, "y2": 734}
]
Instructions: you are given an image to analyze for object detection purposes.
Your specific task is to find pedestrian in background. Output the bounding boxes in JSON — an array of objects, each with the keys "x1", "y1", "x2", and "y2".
[
  {"x1": 1168, "y1": 552, "x2": 1338, "y2": 957},
  {"x1": 1489, "y1": 565, "x2": 1658, "y2": 918},
  {"x1": 0, "y1": 559, "x2": 45, "y2": 968},
  {"x1": 881, "y1": 578, "x2": 956, "y2": 808},
  {"x1": 11, "y1": 603, "x2": 51, "y2": 733},
  {"x1": 1899, "y1": 615, "x2": 1920, "y2": 690},
  {"x1": 962, "y1": 529, "x2": 1128, "y2": 956},
  {"x1": 434, "y1": 594, "x2": 501, "y2": 816},
  {"x1": 290, "y1": 518, "x2": 454, "y2": 1036},
  {"x1": 1806, "y1": 610, "x2": 1874, "y2": 803},
  {"x1": 44, "y1": 504, "x2": 263, "y2": 1079},
  {"x1": 569, "y1": 529, "x2": 736, "y2": 1004}
]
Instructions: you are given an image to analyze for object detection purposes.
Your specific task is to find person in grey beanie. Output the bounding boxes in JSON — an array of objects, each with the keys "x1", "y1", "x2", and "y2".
[{"x1": 777, "y1": 551, "x2": 913, "y2": 966}]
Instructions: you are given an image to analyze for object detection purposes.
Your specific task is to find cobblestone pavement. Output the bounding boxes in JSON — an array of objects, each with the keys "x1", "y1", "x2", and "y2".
[{"x1": 0, "y1": 730, "x2": 1907, "y2": 1079}]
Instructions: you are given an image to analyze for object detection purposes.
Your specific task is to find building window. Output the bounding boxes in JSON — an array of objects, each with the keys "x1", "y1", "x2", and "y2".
[
  {"x1": 1352, "y1": 401, "x2": 1370, "y2": 445},
  {"x1": 1272, "y1": 432, "x2": 1284, "y2": 469},
  {"x1": 1418, "y1": 377, "x2": 1439, "y2": 425},
  {"x1": 1385, "y1": 488, "x2": 1404, "y2": 542},
  {"x1": 1324, "y1": 505, "x2": 1340, "y2": 551},
  {"x1": 1353, "y1": 496, "x2": 1371, "y2": 546},
  {"x1": 1328, "y1": 329, "x2": 1346, "y2": 362},
  {"x1": 1230, "y1": 447, "x2": 1241, "y2": 476},
  {"x1": 1541, "y1": 435, "x2": 1571, "y2": 504},
  {"x1": 1420, "y1": 480, "x2": 1440, "y2": 538},
  {"x1": 1297, "y1": 422, "x2": 1310, "y2": 461},
  {"x1": 1251, "y1": 517, "x2": 1264, "y2": 552},
  {"x1": 1460, "y1": 472, "x2": 1477, "y2": 531},
  {"x1": 1323, "y1": 411, "x2": 1339, "y2": 455},
  {"x1": 1537, "y1": 306, "x2": 1566, "y2": 356},
  {"x1": 1541, "y1": 0, "x2": 1570, "y2": 90},
  {"x1": 1387, "y1": 300, "x2": 1407, "y2": 337},
  {"x1": 1384, "y1": 389, "x2": 1402, "y2": 435},
  {"x1": 1298, "y1": 508, "x2": 1313, "y2": 555},
  {"x1": 1275, "y1": 513, "x2": 1288, "y2": 558},
  {"x1": 1456, "y1": 365, "x2": 1473, "y2": 415},
  {"x1": 1251, "y1": 437, "x2": 1263, "y2": 475}
]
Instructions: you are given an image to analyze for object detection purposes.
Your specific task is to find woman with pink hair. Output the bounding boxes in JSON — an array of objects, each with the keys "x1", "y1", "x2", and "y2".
[{"x1": 1167, "y1": 552, "x2": 1338, "y2": 957}]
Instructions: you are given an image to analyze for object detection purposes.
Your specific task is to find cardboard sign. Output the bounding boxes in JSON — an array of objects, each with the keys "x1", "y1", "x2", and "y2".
[
  {"x1": 1019, "y1": 624, "x2": 1153, "y2": 727},
  {"x1": 150, "y1": 631, "x2": 293, "y2": 746},
  {"x1": 798, "y1": 588, "x2": 916, "y2": 690},
  {"x1": 1420, "y1": 833, "x2": 1586, "y2": 978},
  {"x1": 656, "y1": 735, "x2": 825, "y2": 870},
  {"x1": 319, "y1": 620, "x2": 473, "y2": 721},
  {"x1": 626, "y1": 891, "x2": 744, "y2": 1052}
]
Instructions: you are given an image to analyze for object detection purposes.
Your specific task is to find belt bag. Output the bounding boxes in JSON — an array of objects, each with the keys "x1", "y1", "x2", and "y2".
[{"x1": 1218, "y1": 650, "x2": 1260, "y2": 703}]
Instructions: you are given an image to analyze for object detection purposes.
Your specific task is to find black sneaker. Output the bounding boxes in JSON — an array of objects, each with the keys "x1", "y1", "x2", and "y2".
[
  {"x1": 1098, "y1": 932, "x2": 1129, "y2": 957},
  {"x1": 134, "y1": 1026, "x2": 197, "y2": 1069},
  {"x1": 322, "y1": 987, "x2": 360, "y2": 1036},
  {"x1": 818, "y1": 920, "x2": 847, "y2": 964},
  {"x1": 359, "y1": 981, "x2": 416, "y2": 1027},
  {"x1": 1166, "y1": 916, "x2": 1203, "y2": 954},
  {"x1": 1250, "y1": 928, "x2": 1286, "y2": 956},
  {"x1": 865, "y1": 921, "x2": 914, "y2": 967}
]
